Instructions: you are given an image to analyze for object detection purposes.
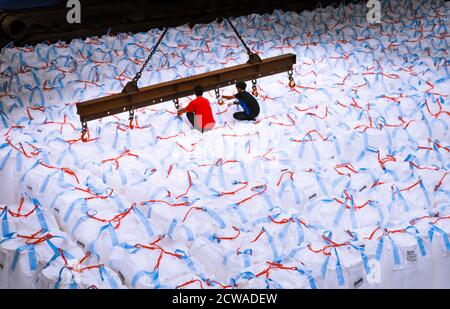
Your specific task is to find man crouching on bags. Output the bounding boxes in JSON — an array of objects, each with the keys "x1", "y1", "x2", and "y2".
[
  {"x1": 177, "y1": 84, "x2": 216, "y2": 133},
  {"x1": 220, "y1": 81, "x2": 260, "y2": 121}
]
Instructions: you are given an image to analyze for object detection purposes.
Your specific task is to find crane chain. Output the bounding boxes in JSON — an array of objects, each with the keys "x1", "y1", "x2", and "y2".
[
  {"x1": 225, "y1": 17, "x2": 261, "y2": 64},
  {"x1": 122, "y1": 28, "x2": 168, "y2": 94}
]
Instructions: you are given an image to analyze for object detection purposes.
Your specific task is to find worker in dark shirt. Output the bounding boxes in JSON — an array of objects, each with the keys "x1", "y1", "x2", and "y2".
[
  {"x1": 177, "y1": 85, "x2": 216, "y2": 133},
  {"x1": 221, "y1": 81, "x2": 260, "y2": 121}
]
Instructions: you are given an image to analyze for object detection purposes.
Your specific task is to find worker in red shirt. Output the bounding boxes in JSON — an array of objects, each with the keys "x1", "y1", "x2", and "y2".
[{"x1": 177, "y1": 85, "x2": 216, "y2": 133}]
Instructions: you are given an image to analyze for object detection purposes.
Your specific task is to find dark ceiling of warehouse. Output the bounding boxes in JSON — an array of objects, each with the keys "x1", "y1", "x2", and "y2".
[{"x1": 0, "y1": 0, "x2": 358, "y2": 48}]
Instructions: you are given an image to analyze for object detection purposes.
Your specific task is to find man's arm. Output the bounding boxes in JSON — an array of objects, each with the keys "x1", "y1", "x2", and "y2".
[
  {"x1": 222, "y1": 94, "x2": 235, "y2": 100},
  {"x1": 177, "y1": 107, "x2": 188, "y2": 116},
  {"x1": 177, "y1": 99, "x2": 196, "y2": 116}
]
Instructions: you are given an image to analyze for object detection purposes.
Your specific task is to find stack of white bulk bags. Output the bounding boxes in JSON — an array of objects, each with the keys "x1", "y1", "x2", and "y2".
[{"x1": 0, "y1": 0, "x2": 449, "y2": 288}]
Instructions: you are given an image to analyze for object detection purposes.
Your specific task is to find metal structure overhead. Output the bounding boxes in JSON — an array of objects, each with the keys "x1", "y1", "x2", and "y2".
[
  {"x1": 0, "y1": 0, "x2": 342, "y2": 48},
  {"x1": 76, "y1": 53, "x2": 296, "y2": 123}
]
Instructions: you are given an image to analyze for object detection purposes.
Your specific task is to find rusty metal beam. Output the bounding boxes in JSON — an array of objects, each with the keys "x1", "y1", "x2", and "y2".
[{"x1": 76, "y1": 53, "x2": 296, "y2": 123}]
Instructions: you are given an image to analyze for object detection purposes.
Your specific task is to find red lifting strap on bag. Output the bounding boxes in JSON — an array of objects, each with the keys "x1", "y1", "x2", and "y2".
[
  {"x1": 8, "y1": 196, "x2": 38, "y2": 218},
  {"x1": 215, "y1": 226, "x2": 240, "y2": 241},
  {"x1": 17, "y1": 229, "x2": 53, "y2": 245},
  {"x1": 39, "y1": 161, "x2": 80, "y2": 184},
  {"x1": 101, "y1": 149, "x2": 138, "y2": 170},
  {"x1": 87, "y1": 203, "x2": 136, "y2": 229}
]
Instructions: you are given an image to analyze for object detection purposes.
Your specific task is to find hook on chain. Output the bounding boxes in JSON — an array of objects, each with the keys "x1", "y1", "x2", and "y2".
[
  {"x1": 173, "y1": 98, "x2": 180, "y2": 110},
  {"x1": 251, "y1": 78, "x2": 258, "y2": 97},
  {"x1": 288, "y1": 70, "x2": 296, "y2": 89},
  {"x1": 81, "y1": 121, "x2": 88, "y2": 142},
  {"x1": 129, "y1": 109, "x2": 135, "y2": 129},
  {"x1": 215, "y1": 87, "x2": 223, "y2": 105}
]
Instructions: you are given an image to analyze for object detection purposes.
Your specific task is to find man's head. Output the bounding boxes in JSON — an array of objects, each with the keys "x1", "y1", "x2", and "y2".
[
  {"x1": 236, "y1": 81, "x2": 246, "y2": 92},
  {"x1": 194, "y1": 85, "x2": 204, "y2": 97}
]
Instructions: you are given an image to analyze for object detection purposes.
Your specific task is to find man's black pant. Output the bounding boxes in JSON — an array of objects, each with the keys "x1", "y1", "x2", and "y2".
[
  {"x1": 186, "y1": 112, "x2": 205, "y2": 133},
  {"x1": 233, "y1": 111, "x2": 256, "y2": 121}
]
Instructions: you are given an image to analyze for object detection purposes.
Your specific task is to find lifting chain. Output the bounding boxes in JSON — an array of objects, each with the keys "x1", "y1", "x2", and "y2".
[
  {"x1": 225, "y1": 17, "x2": 261, "y2": 64},
  {"x1": 173, "y1": 98, "x2": 180, "y2": 110},
  {"x1": 81, "y1": 121, "x2": 88, "y2": 142},
  {"x1": 251, "y1": 78, "x2": 258, "y2": 97},
  {"x1": 128, "y1": 108, "x2": 135, "y2": 129},
  {"x1": 122, "y1": 28, "x2": 168, "y2": 94},
  {"x1": 215, "y1": 87, "x2": 223, "y2": 105},
  {"x1": 288, "y1": 70, "x2": 296, "y2": 90}
]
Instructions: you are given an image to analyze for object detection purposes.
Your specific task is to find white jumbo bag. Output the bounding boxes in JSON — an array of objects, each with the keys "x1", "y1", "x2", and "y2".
[
  {"x1": 338, "y1": 231, "x2": 377, "y2": 289},
  {"x1": 428, "y1": 220, "x2": 450, "y2": 288},
  {"x1": 365, "y1": 226, "x2": 431, "y2": 289},
  {"x1": 0, "y1": 236, "x2": 40, "y2": 288},
  {"x1": 7, "y1": 198, "x2": 60, "y2": 235},
  {"x1": 225, "y1": 259, "x2": 299, "y2": 289},
  {"x1": 0, "y1": 202, "x2": 50, "y2": 289},
  {"x1": 0, "y1": 226, "x2": 13, "y2": 288},
  {"x1": 245, "y1": 262, "x2": 318, "y2": 289},
  {"x1": 36, "y1": 257, "x2": 125, "y2": 289},
  {"x1": 189, "y1": 236, "x2": 228, "y2": 281},
  {"x1": 35, "y1": 227, "x2": 125, "y2": 289},
  {"x1": 0, "y1": 248, "x2": 7, "y2": 288},
  {"x1": 1, "y1": 229, "x2": 78, "y2": 288},
  {"x1": 49, "y1": 190, "x2": 84, "y2": 221},
  {"x1": 232, "y1": 227, "x2": 284, "y2": 265},
  {"x1": 291, "y1": 241, "x2": 348, "y2": 289},
  {"x1": 0, "y1": 151, "x2": 22, "y2": 205},
  {"x1": 107, "y1": 245, "x2": 160, "y2": 288},
  {"x1": 212, "y1": 247, "x2": 255, "y2": 284},
  {"x1": 264, "y1": 214, "x2": 314, "y2": 255},
  {"x1": 156, "y1": 245, "x2": 204, "y2": 288},
  {"x1": 36, "y1": 258, "x2": 85, "y2": 289},
  {"x1": 320, "y1": 245, "x2": 370, "y2": 289},
  {"x1": 108, "y1": 238, "x2": 198, "y2": 288},
  {"x1": 92, "y1": 215, "x2": 153, "y2": 259},
  {"x1": 26, "y1": 168, "x2": 69, "y2": 205},
  {"x1": 20, "y1": 160, "x2": 78, "y2": 201},
  {"x1": 86, "y1": 264, "x2": 126, "y2": 289},
  {"x1": 177, "y1": 206, "x2": 228, "y2": 238},
  {"x1": 365, "y1": 231, "x2": 403, "y2": 289},
  {"x1": 389, "y1": 227, "x2": 432, "y2": 289},
  {"x1": 292, "y1": 230, "x2": 372, "y2": 289}
]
